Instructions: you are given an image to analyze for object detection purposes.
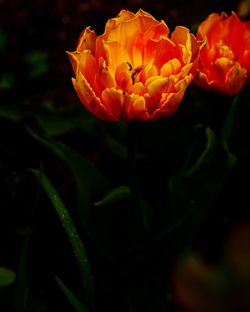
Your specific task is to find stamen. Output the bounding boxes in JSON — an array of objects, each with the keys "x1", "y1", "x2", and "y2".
[
  {"x1": 127, "y1": 62, "x2": 133, "y2": 71},
  {"x1": 131, "y1": 66, "x2": 142, "y2": 84}
]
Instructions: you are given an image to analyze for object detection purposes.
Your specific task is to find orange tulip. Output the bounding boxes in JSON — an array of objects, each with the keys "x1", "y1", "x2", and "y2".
[
  {"x1": 195, "y1": 11, "x2": 250, "y2": 96},
  {"x1": 68, "y1": 9, "x2": 202, "y2": 121}
]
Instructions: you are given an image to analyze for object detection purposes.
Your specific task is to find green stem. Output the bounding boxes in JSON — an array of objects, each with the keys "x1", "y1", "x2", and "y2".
[
  {"x1": 127, "y1": 122, "x2": 142, "y2": 228},
  {"x1": 127, "y1": 122, "x2": 139, "y2": 201}
]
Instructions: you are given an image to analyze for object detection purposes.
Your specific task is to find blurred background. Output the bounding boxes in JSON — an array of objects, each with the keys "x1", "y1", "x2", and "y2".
[{"x1": 0, "y1": 0, "x2": 250, "y2": 311}]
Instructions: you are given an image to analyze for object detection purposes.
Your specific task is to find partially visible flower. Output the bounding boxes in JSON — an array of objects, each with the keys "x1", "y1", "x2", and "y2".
[
  {"x1": 195, "y1": 11, "x2": 250, "y2": 96},
  {"x1": 68, "y1": 9, "x2": 202, "y2": 121},
  {"x1": 238, "y1": 0, "x2": 250, "y2": 18}
]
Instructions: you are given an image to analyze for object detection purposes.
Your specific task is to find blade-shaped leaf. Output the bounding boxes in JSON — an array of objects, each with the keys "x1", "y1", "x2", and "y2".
[
  {"x1": 13, "y1": 234, "x2": 29, "y2": 312},
  {"x1": 55, "y1": 276, "x2": 89, "y2": 312},
  {"x1": 31, "y1": 169, "x2": 95, "y2": 310},
  {"x1": 186, "y1": 127, "x2": 216, "y2": 176},
  {"x1": 28, "y1": 127, "x2": 148, "y2": 263},
  {"x1": 151, "y1": 125, "x2": 236, "y2": 245},
  {"x1": 94, "y1": 185, "x2": 130, "y2": 206},
  {"x1": 27, "y1": 127, "x2": 110, "y2": 210},
  {"x1": 32, "y1": 105, "x2": 99, "y2": 137},
  {"x1": 27, "y1": 127, "x2": 131, "y2": 262}
]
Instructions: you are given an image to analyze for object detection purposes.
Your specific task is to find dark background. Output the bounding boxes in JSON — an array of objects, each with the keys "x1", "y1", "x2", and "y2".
[{"x1": 0, "y1": 0, "x2": 250, "y2": 311}]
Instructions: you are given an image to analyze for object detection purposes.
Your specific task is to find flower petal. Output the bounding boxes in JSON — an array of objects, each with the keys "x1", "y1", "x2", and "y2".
[
  {"x1": 103, "y1": 41, "x2": 131, "y2": 71},
  {"x1": 153, "y1": 37, "x2": 178, "y2": 70},
  {"x1": 115, "y1": 62, "x2": 133, "y2": 91},
  {"x1": 123, "y1": 93, "x2": 148, "y2": 120},
  {"x1": 76, "y1": 27, "x2": 97, "y2": 53},
  {"x1": 171, "y1": 26, "x2": 193, "y2": 64},
  {"x1": 104, "y1": 10, "x2": 135, "y2": 39},
  {"x1": 225, "y1": 62, "x2": 247, "y2": 95},
  {"x1": 145, "y1": 76, "x2": 169, "y2": 113},
  {"x1": 149, "y1": 93, "x2": 176, "y2": 120},
  {"x1": 140, "y1": 61, "x2": 158, "y2": 84},
  {"x1": 101, "y1": 88, "x2": 124, "y2": 120},
  {"x1": 197, "y1": 13, "x2": 221, "y2": 41},
  {"x1": 67, "y1": 51, "x2": 79, "y2": 75},
  {"x1": 128, "y1": 82, "x2": 146, "y2": 95},
  {"x1": 75, "y1": 50, "x2": 101, "y2": 96},
  {"x1": 73, "y1": 73, "x2": 115, "y2": 121},
  {"x1": 161, "y1": 58, "x2": 182, "y2": 77},
  {"x1": 98, "y1": 58, "x2": 116, "y2": 89}
]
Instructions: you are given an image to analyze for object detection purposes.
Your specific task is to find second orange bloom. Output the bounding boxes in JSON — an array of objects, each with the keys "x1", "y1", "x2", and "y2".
[{"x1": 195, "y1": 12, "x2": 250, "y2": 96}]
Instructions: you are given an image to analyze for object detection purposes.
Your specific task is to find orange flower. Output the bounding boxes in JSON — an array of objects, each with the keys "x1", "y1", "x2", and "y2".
[
  {"x1": 68, "y1": 10, "x2": 202, "y2": 121},
  {"x1": 195, "y1": 11, "x2": 250, "y2": 96}
]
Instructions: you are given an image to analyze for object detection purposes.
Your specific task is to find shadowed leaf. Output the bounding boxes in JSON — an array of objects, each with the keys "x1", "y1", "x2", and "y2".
[
  {"x1": 31, "y1": 169, "x2": 95, "y2": 311},
  {"x1": 0, "y1": 267, "x2": 15, "y2": 288},
  {"x1": 55, "y1": 276, "x2": 89, "y2": 312}
]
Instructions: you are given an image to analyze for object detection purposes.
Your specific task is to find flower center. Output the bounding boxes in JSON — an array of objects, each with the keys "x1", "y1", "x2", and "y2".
[
  {"x1": 127, "y1": 62, "x2": 143, "y2": 84},
  {"x1": 216, "y1": 42, "x2": 234, "y2": 60}
]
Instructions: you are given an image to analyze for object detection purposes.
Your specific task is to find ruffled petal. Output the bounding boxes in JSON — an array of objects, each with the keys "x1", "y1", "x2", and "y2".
[
  {"x1": 98, "y1": 58, "x2": 116, "y2": 89},
  {"x1": 115, "y1": 62, "x2": 133, "y2": 91},
  {"x1": 76, "y1": 27, "x2": 97, "y2": 53},
  {"x1": 145, "y1": 76, "x2": 169, "y2": 113},
  {"x1": 225, "y1": 63, "x2": 247, "y2": 95},
  {"x1": 171, "y1": 26, "x2": 193, "y2": 64},
  {"x1": 153, "y1": 37, "x2": 178, "y2": 70},
  {"x1": 103, "y1": 41, "x2": 131, "y2": 70},
  {"x1": 140, "y1": 60, "x2": 158, "y2": 84},
  {"x1": 104, "y1": 10, "x2": 135, "y2": 39},
  {"x1": 101, "y1": 88, "x2": 124, "y2": 120},
  {"x1": 73, "y1": 73, "x2": 115, "y2": 121},
  {"x1": 197, "y1": 13, "x2": 221, "y2": 41},
  {"x1": 161, "y1": 58, "x2": 182, "y2": 77},
  {"x1": 67, "y1": 51, "x2": 79, "y2": 75},
  {"x1": 101, "y1": 88, "x2": 148, "y2": 120},
  {"x1": 134, "y1": 9, "x2": 167, "y2": 34},
  {"x1": 128, "y1": 82, "x2": 146, "y2": 95},
  {"x1": 149, "y1": 93, "x2": 178, "y2": 120},
  {"x1": 123, "y1": 93, "x2": 148, "y2": 120},
  {"x1": 76, "y1": 50, "x2": 101, "y2": 96}
]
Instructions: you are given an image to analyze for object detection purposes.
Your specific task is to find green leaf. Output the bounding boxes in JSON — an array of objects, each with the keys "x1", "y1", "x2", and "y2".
[
  {"x1": 55, "y1": 276, "x2": 89, "y2": 312},
  {"x1": 0, "y1": 267, "x2": 15, "y2": 288},
  {"x1": 33, "y1": 105, "x2": 99, "y2": 137},
  {"x1": 30, "y1": 170, "x2": 95, "y2": 310},
  {"x1": 27, "y1": 127, "x2": 110, "y2": 209},
  {"x1": 186, "y1": 127, "x2": 216, "y2": 176},
  {"x1": 13, "y1": 232, "x2": 30, "y2": 312},
  {"x1": 151, "y1": 125, "x2": 236, "y2": 245},
  {"x1": 94, "y1": 186, "x2": 154, "y2": 230},
  {"x1": 94, "y1": 185, "x2": 130, "y2": 206},
  {"x1": 34, "y1": 111, "x2": 80, "y2": 137},
  {"x1": 27, "y1": 127, "x2": 132, "y2": 262}
]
